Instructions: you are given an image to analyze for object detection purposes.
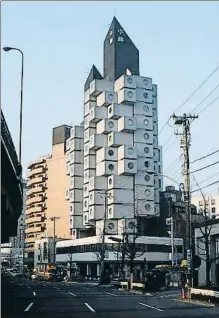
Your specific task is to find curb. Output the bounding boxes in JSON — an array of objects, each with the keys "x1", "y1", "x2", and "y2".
[
  {"x1": 175, "y1": 298, "x2": 216, "y2": 307},
  {"x1": 118, "y1": 288, "x2": 152, "y2": 296}
]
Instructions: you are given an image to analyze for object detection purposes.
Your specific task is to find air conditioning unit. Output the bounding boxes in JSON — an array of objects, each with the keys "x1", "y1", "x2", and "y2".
[
  {"x1": 117, "y1": 88, "x2": 136, "y2": 105},
  {"x1": 114, "y1": 75, "x2": 136, "y2": 92}
]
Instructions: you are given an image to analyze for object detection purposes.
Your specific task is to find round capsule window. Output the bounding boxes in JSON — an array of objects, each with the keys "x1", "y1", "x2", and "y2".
[
  {"x1": 127, "y1": 91, "x2": 133, "y2": 98},
  {"x1": 144, "y1": 161, "x2": 150, "y2": 168},
  {"x1": 108, "y1": 121, "x2": 114, "y2": 128},
  {"x1": 128, "y1": 119, "x2": 134, "y2": 126},
  {"x1": 143, "y1": 79, "x2": 148, "y2": 86},
  {"x1": 144, "y1": 119, "x2": 149, "y2": 126},
  {"x1": 128, "y1": 147, "x2": 134, "y2": 155},
  {"x1": 143, "y1": 92, "x2": 148, "y2": 99},
  {"x1": 128, "y1": 162, "x2": 134, "y2": 169},
  {"x1": 144, "y1": 175, "x2": 150, "y2": 182},
  {"x1": 144, "y1": 133, "x2": 149, "y2": 140},
  {"x1": 144, "y1": 147, "x2": 149, "y2": 154},
  {"x1": 127, "y1": 77, "x2": 132, "y2": 84},
  {"x1": 108, "y1": 222, "x2": 114, "y2": 230},
  {"x1": 108, "y1": 164, "x2": 114, "y2": 171},
  {"x1": 108, "y1": 149, "x2": 114, "y2": 156},
  {"x1": 145, "y1": 204, "x2": 151, "y2": 211}
]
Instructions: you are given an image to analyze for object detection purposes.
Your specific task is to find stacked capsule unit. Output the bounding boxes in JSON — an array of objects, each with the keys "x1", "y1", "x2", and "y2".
[
  {"x1": 67, "y1": 74, "x2": 162, "y2": 239},
  {"x1": 66, "y1": 126, "x2": 84, "y2": 239}
]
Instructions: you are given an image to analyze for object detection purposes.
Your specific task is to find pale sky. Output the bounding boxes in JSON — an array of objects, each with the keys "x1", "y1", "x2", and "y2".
[{"x1": 2, "y1": 1, "x2": 219, "y2": 196}]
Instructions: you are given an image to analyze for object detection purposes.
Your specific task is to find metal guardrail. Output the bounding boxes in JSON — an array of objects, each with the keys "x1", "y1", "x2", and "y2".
[{"x1": 1, "y1": 110, "x2": 21, "y2": 176}]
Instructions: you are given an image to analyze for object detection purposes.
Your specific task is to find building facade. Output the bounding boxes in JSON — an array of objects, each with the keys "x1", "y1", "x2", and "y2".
[
  {"x1": 25, "y1": 125, "x2": 71, "y2": 266},
  {"x1": 192, "y1": 194, "x2": 219, "y2": 219},
  {"x1": 67, "y1": 17, "x2": 163, "y2": 242},
  {"x1": 195, "y1": 219, "x2": 219, "y2": 287}
]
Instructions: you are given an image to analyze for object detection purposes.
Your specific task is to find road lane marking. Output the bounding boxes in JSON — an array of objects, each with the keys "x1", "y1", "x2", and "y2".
[
  {"x1": 105, "y1": 292, "x2": 118, "y2": 297},
  {"x1": 33, "y1": 292, "x2": 36, "y2": 296},
  {"x1": 24, "y1": 302, "x2": 34, "y2": 312},
  {"x1": 18, "y1": 283, "x2": 23, "y2": 286},
  {"x1": 27, "y1": 286, "x2": 31, "y2": 289},
  {"x1": 85, "y1": 303, "x2": 95, "y2": 313},
  {"x1": 138, "y1": 302, "x2": 163, "y2": 312},
  {"x1": 68, "y1": 292, "x2": 76, "y2": 297}
]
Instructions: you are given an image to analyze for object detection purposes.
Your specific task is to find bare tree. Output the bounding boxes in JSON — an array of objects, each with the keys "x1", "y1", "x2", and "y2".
[{"x1": 193, "y1": 176, "x2": 219, "y2": 287}]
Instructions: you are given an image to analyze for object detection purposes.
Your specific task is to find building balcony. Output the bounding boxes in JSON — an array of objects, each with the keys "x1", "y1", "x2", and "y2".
[
  {"x1": 27, "y1": 167, "x2": 46, "y2": 179},
  {"x1": 27, "y1": 158, "x2": 47, "y2": 170},
  {"x1": 27, "y1": 176, "x2": 44, "y2": 187},
  {"x1": 26, "y1": 194, "x2": 45, "y2": 206},
  {"x1": 25, "y1": 225, "x2": 44, "y2": 234},
  {"x1": 26, "y1": 205, "x2": 44, "y2": 215},
  {"x1": 25, "y1": 237, "x2": 36, "y2": 244},
  {"x1": 26, "y1": 185, "x2": 45, "y2": 196},
  {"x1": 25, "y1": 216, "x2": 43, "y2": 224}
]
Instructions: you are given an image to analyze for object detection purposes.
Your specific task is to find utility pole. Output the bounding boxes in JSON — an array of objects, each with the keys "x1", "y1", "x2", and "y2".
[
  {"x1": 172, "y1": 113, "x2": 198, "y2": 292},
  {"x1": 49, "y1": 217, "x2": 60, "y2": 265}
]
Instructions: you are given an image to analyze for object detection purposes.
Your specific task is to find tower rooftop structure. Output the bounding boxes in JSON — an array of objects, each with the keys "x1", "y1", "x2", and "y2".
[{"x1": 103, "y1": 17, "x2": 139, "y2": 81}]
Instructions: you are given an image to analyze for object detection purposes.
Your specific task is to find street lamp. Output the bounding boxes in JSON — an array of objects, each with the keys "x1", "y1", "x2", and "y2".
[{"x1": 3, "y1": 46, "x2": 24, "y2": 171}]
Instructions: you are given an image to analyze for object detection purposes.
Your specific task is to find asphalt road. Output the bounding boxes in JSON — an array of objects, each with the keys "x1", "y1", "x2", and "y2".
[{"x1": 2, "y1": 277, "x2": 219, "y2": 318}]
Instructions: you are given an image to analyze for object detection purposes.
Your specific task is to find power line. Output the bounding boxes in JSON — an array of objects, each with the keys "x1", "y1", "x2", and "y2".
[
  {"x1": 190, "y1": 160, "x2": 219, "y2": 174},
  {"x1": 191, "y1": 180, "x2": 219, "y2": 193},
  {"x1": 191, "y1": 149, "x2": 219, "y2": 164},
  {"x1": 158, "y1": 63, "x2": 219, "y2": 135},
  {"x1": 163, "y1": 137, "x2": 178, "y2": 154},
  {"x1": 197, "y1": 95, "x2": 219, "y2": 116},
  {"x1": 191, "y1": 84, "x2": 219, "y2": 113},
  {"x1": 192, "y1": 171, "x2": 219, "y2": 189}
]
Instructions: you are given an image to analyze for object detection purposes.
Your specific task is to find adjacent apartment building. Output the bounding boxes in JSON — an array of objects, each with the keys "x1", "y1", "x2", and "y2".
[
  {"x1": 25, "y1": 125, "x2": 71, "y2": 265},
  {"x1": 192, "y1": 193, "x2": 219, "y2": 219},
  {"x1": 63, "y1": 17, "x2": 163, "y2": 248}
]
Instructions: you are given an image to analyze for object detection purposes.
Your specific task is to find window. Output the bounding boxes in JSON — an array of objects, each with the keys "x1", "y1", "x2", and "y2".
[
  {"x1": 118, "y1": 36, "x2": 124, "y2": 42},
  {"x1": 211, "y1": 199, "x2": 216, "y2": 205},
  {"x1": 212, "y1": 207, "x2": 216, "y2": 213},
  {"x1": 199, "y1": 200, "x2": 203, "y2": 206}
]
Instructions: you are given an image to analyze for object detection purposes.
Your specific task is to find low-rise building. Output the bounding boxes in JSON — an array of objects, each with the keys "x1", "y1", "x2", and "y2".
[
  {"x1": 192, "y1": 194, "x2": 219, "y2": 219},
  {"x1": 195, "y1": 219, "x2": 219, "y2": 287}
]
